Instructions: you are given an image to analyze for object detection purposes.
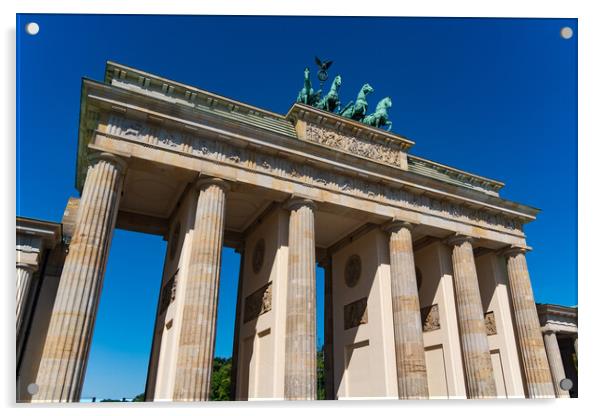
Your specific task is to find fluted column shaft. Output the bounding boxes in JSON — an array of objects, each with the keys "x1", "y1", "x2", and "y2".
[
  {"x1": 543, "y1": 330, "x2": 569, "y2": 398},
  {"x1": 173, "y1": 178, "x2": 229, "y2": 401},
  {"x1": 16, "y1": 263, "x2": 37, "y2": 339},
  {"x1": 385, "y1": 221, "x2": 429, "y2": 399},
  {"x1": 33, "y1": 153, "x2": 126, "y2": 402},
  {"x1": 284, "y1": 198, "x2": 317, "y2": 400},
  {"x1": 448, "y1": 235, "x2": 497, "y2": 399},
  {"x1": 504, "y1": 247, "x2": 555, "y2": 398}
]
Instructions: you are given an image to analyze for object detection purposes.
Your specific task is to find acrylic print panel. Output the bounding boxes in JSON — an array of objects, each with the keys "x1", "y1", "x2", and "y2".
[{"x1": 16, "y1": 14, "x2": 577, "y2": 402}]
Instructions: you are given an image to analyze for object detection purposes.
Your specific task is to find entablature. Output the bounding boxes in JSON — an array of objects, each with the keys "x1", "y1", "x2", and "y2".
[
  {"x1": 76, "y1": 63, "x2": 542, "y2": 246},
  {"x1": 102, "y1": 62, "x2": 512, "y2": 198}
]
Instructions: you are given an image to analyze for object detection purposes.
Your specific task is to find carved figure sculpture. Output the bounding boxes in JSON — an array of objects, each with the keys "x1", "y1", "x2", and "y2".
[
  {"x1": 362, "y1": 97, "x2": 393, "y2": 131},
  {"x1": 296, "y1": 67, "x2": 320, "y2": 106},
  {"x1": 314, "y1": 56, "x2": 333, "y2": 83},
  {"x1": 314, "y1": 75, "x2": 342, "y2": 112},
  {"x1": 339, "y1": 83, "x2": 374, "y2": 121}
]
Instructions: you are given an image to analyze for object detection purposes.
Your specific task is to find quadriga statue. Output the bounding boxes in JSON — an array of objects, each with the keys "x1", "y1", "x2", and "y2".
[
  {"x1": 362, "y1": 97, "x2": 393, "y2": 131},
  {"x1": 296, "y1": 67, "x2": 320, "y2": 106},
  {"x1": 339, "y1": 83, "x2": 374, "y2": 121},
  {"x1": 314, "y1": 75, "x2": 342, "y2": 113}
]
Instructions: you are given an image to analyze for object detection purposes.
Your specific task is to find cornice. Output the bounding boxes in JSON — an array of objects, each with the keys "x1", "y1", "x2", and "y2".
[
  {"x1": 103, "y1": 62, "x2": 513, "y2": 199},
  {"x1": 16, "y1": 217, "x2": 63, "y2": 248},
  {"x1": 105, "y1": 61, "x2": 286, "y2": 121},
  {"x1": 537, "y1": 303, "x2": 578, "y2": 320}
]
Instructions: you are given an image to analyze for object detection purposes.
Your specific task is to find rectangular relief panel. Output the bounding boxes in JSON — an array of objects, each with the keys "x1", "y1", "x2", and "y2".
[
  {"x1": 421, "y1": 304, "x2": 441, "y2": 332},
  {"x1": 243, "y1": 282, "x2": 272, "y2": 323},
  {"x1": 343, "y1": 297, "x2": 368, "y2": 330}
]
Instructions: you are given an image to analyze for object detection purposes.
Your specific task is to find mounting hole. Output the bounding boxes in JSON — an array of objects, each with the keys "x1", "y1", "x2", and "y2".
[
  {"x1": 560, "y1": 27, "x2": 573, "y2": 39},
  {"x1": 25, "y1": 22, "x2": 40, "y2": 36},
  {"x1": 559, "y1": 378, "x2": 573, "y2": 391},
  {"x1": 27, "y1": 383, "x2": 39, "y2": 395}
]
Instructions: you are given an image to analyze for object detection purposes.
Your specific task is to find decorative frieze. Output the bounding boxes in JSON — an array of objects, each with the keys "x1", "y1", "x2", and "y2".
[
  {"x1": 243, "y1": 282, "x2": 272, "y2": 323},
  {"x1": 104, "y1": 115, "x2": 525, "y2": 235},
  {"x1": 421, "y1": 304, "x2": 440, "y2": 332},
  {"x1": 344, "y1": 297, "x2": 368, "y2": 330},
  {"x1": 303, "y1": 122, "x2": 406, "y2": 169}
]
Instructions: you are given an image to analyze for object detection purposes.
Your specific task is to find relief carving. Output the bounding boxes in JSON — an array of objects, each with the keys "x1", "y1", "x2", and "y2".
[
  {"x1": 305, "y1": 123, "x2": 404, "y2": 168},
  {"x1": 344, "y1": 297, "x2": 368, "y2": 330},
  {"x1": 159, "y1": 269, "x2": 179, "y2": 316},
  {"x1": 344, "y1": 254, "x2": 362, "y2": 288},
  {"x1": 243, "y1": 281, "x2": 272, "y2": 323},
  {"x1": 421, "y1": 304, "x2": 440, "y2": 332},
  {"x1": 485, "y1": 311, "x2": 497, "y2": 335},
  {"x1": 105, "y1": 115, "x2": 524, "y2": 235}
]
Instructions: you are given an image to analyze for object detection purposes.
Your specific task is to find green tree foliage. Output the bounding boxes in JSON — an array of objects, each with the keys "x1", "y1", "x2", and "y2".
[
  {"x1": 317, "y1": 345, "x2": 325, "y2": 400},
  {"x1": 211, "y1": 357, "x2": 232, "y2": 401},
  {"x1": 200, "y1": 349, "x2": 326, "y2": 401},
  {"x1": 95, "y1": 348, "x2": 327, "y2": 402}
]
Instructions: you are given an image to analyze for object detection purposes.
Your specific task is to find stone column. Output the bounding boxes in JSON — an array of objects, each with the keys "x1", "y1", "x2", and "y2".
[
  {"x1": 503, "y1": 246, "x2": 555, "y2": 398},
  {"x1": 16, "y1": 262, "x2": 37, "y2": 339},
  {"x1": 542, "y1": 329, "x2": 570, "y2": 398},
  {"x1": 573, "y1": 337, "x2": 578, "y2": 360},
  {"x1": 319, "y1": 256, "x2": 334, "y2": 400},
  {"x1": 384, "y1": 221, "x2": 429, "y2": 399},
  {"x1": 173, "y1": 178, "x2": 229, "y2": 401},
  {"x1": 284, "y1": 198, "x2": 317, "y2": 400},
  {"x1": 32, "y1": 153, "x2": 126, "y2": 402},
  {"x1": 447, "y1": 234, "x2": 497, "y2": 399}
]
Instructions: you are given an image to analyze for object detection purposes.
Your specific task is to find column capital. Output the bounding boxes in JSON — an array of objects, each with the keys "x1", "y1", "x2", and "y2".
[
  {"x1": 500, "y1": 245, "x2": 532, "y2": 258},
  {"x1": 541, "y1": 324, "x2": 558, "y2": 335},
  {"x1": 16, "y1": 262, "x2": 38, "y2": 273},
  {"x1": 194, "y1": 176, "x2": 232, "y2": 192},
  {"x1": 381, "y1": 219, "x2": 415, "y2": 234},
  {"x1": 445, "y1": 233, "x2": 474, "y2": 247},
  {"x1": 87, "y1": 152, "x2": 128, "y2": 174},
  {"x1": 284, "y1": 195, "x2": 316, "y2": 212}
]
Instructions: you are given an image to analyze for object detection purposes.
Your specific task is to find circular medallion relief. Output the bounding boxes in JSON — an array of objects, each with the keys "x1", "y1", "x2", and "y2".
[
  {"x1": 169, "y1": 222, "x2": 181, "y2": 260},
  {"x1": 252, "y1": 238, "x2": 266, "y2": 274},
  {"x1": 344, "y1": 254, "x2": 362, "y2": 288}
]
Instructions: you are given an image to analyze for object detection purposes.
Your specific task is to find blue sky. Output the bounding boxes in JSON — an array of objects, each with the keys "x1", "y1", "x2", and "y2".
[{"x1": 16, "y1": 15, "x2": 577, "y2": 399}]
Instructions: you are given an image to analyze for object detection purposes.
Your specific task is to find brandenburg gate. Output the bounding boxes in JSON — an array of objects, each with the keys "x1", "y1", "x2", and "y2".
[{"x1": 16, "y1": 61, "x2": 559, "y2": 401}]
